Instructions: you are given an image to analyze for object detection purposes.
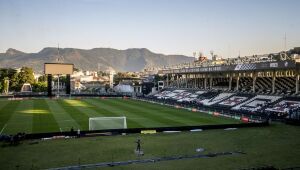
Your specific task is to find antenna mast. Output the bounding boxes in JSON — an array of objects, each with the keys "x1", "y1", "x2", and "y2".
[{"x1": 56, "y1": 43, "x2": 64, "y2": 63}]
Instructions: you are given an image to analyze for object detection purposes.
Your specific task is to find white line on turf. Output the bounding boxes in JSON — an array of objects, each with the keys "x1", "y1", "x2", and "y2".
[
  {"x1": 0, "y1": 124, "x2": 7, "y2": 135},
  {"x1": 57, "y1": 120, "x2": 76, "y2": 122}
]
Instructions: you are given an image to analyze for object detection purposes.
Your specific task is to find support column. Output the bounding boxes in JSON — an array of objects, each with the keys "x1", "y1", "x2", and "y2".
[
  {"x1": 66, "y1": 74, "x2": 71, "y2": 95},
  {"x1": 195, "y1": 75, "x2": 197, "y2": 88},
  {"x1": 173, "y1": 74, "x2": 176, "y2": 87},
  {"x1": 236, "y1": 76, "x2": 240, "y2": 91},
  {"x1": 194, "y1": 75, "x2": 197, "y2": 88},
  {"x1": 47, "y1": 74, "x2": 52, "y2": 97},
  {"x1": 229, "y1": 76, "x2": 232, "y2": 91},
  {"x1": 178, "y1": 75, "x2": 184, "y2": 88},
  {"x1": 272, "y1": 72, "x2": 276, "y2": 94},
  {"x1": 166, "y1": 74, "x2": 169, "y2": 87},
  {"x1": 296, "y1": 74, "x2": 299, "y2": 94},
  {"x1": 176, "y1": 74, "x2": 179, "y2": 88},
  {"x1": 209, "y1": 76, "x2": 213, "y2": 89},
  {"x1": 185, "y1": 74, "x2": 188, "y2": 88},
  {"x1": 204, "y1": 77, "x2": 207, "y2": 89}
]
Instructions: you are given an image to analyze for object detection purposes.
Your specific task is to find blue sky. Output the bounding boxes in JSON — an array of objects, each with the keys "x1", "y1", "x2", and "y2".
[{"x1": 0, "y1": 0, "x2": 299, "y2": 57}]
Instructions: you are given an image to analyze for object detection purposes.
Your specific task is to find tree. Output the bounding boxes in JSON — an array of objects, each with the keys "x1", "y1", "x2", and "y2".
[
  {"x1": 9, "y1": 67, "x2": 35, "y2": 91},
  {"x1": 10, "y1": 73, "x2": 20, "y2": 91},
  {"x1": 0, "y1": 68, "x2": 17, "y2": 92},
  {"x1": 0, "y1": 68, "x2": 17, "y2": 80},
  {"x1": 105, "y1": 84, "x2": 110, "y2": 91},
  {"x1": 3, "y1": 77, "x2": 9, "y2": 94},
  {"x1": 38, "y1": 75, "x2": 47, "y2": 82},
  {"x1": 97, "y1": 71, "x2": 109, "y2": 76},
  {"x1": 59, "y1": 75, "x2": 67, "y2": 84},
  {"x1": 32, "y1": 81, "x2": 47, "y2": 92},
  {"x1": 18, "y1": 67, "x2": 35, "y2": 85}
]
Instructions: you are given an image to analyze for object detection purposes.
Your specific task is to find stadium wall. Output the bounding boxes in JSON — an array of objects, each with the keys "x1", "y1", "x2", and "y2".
[{"x1": 24, "y1": 122, "x2": 269, "y2": 140}]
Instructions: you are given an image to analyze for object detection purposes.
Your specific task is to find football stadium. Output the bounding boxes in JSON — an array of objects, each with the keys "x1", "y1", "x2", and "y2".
[
  {"x1": 0, "y1": 48, "x2": 300, "y2": 170},
  {"x1": 1, "y1": 1, "x2": 300, "y2": 170}
]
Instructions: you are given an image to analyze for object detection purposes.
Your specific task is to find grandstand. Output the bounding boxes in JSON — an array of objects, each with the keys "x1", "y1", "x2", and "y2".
[
  {"x1": 143, "y1": 48, "x2": 300, "y2": 121},
  {"x1": 142, "y1": 88, "x2": 291, "y2": 120}
]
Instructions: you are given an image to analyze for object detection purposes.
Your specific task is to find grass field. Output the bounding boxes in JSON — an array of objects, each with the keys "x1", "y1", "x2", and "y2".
[
  {"x1": 0, "y1": 123, "x2": 299, "y2": 170},
  {"x1": 0, "y1": 98, "x2": 238, "y2": 134},
  {"x1": 0, "y1": 98, "x2": 299, "y2": 169}
]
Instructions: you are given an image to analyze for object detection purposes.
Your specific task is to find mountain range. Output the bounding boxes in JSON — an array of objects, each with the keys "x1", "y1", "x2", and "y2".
[{"x1": 0, "y1": 47, "x2": 193, "y2": 73}]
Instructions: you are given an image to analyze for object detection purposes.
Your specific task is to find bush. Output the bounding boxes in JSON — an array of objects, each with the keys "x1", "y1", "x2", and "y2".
[{"x1": 32, "y1": 82, "x2": 47, "y2": 92}]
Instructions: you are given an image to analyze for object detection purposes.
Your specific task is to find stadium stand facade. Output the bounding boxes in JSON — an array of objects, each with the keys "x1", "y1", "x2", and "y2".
[
  {"x1": 161, "y1": 60, "x2": 299, "y2": 94},
  {"x1": 143, "y1": 48, "x2": 300, "y2": 121}
]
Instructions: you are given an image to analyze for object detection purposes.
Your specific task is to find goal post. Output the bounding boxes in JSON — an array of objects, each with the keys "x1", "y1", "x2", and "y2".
[{"x1": 89, "y1": 116, "x2": 127, "y2": 131}]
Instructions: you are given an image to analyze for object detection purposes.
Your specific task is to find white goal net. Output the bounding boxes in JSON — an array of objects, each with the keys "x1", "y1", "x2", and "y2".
[{"x1": 89, "y1": 116, "x2": 127, "y2": 131}]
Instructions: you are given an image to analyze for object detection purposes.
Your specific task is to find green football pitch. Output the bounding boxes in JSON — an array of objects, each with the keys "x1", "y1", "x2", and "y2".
[
  {"x1": 0, "y1": 98, "x2": 299, "y2": 170},
  {"x1": 0, "y1": 98, "x2": 239, "y2": 134},
  {"x1": 0, "y1": 123, "x2": 299, "y2": 170}
]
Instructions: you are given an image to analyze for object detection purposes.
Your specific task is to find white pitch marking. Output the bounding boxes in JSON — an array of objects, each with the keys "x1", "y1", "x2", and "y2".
[{"x1": 0, "y1": 124, "x2": 7, "y2": 135}]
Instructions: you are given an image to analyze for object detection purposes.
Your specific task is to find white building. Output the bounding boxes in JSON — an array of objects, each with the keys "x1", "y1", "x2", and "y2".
[
  {"x1": 72, "y1": 70, "x2": 84, "y2": 78},
  {"x1": 80, "y1": 76, "x2": 94, "y2": 82}
]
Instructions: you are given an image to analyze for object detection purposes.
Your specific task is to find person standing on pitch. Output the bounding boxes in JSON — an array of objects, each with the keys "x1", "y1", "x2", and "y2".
[
  {"x1": 77, "y1": 128, "x2": 80, "y2": 138},
  {"x1": 70, "y1": 127, "x2": 74, "y2": 136},
  {"x1": 136, "y1": 138, "x2": 141, "y2": 152}
]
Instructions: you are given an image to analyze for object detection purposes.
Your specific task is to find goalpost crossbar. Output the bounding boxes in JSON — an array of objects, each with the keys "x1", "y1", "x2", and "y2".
[{"x1": 89, "y1": 116, "x2": 127, "y2": 131}]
